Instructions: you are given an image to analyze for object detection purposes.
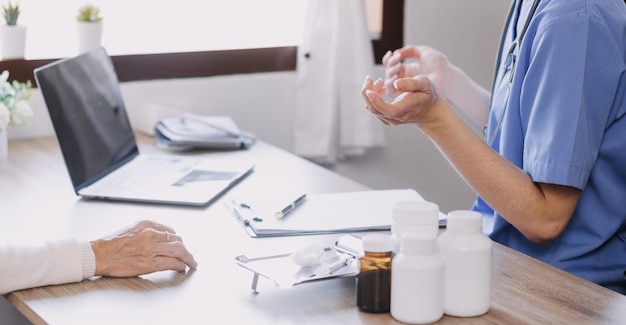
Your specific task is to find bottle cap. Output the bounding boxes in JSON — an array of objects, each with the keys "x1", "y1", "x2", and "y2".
[
  {"x1": 400, "y1": 232, "x2": 437, "y2": 254},
  {"x1": 392, "y1": 200, "x2": 439, "y2": 225},
  {"x1": 362, "y1": 234, "x2": 393, "y2": 252},
  {"x1": 446, "y1": 210, "x2": 483, "y2": 231}
]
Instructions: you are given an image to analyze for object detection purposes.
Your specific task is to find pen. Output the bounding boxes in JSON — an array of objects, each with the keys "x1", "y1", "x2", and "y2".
[{"x1": 275, "y1": 194, "x2": 307, "y2": 219}]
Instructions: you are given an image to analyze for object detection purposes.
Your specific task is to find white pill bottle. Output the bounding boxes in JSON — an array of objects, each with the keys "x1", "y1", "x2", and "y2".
[
  {"x1": 390, "y1": 200, "x2": 439, "y2": 253},
  {"x1": 437, "y1": 210, "x2": 492, "y2": 317},
  {"x1": 390, "y1": 233, "x2": 444, "y2": 324}
]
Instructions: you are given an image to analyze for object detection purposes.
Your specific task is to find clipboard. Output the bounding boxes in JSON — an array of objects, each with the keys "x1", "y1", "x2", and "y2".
[
  {"x1": 235, "y1": 234, "x2": 364, "y2": 292},
  {"x1": 225, "y1": 189, "x2": 447, "y2": 238}
]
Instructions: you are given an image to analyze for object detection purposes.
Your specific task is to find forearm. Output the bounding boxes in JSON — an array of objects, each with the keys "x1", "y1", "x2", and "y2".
[
  {"x1": 438, "y1": 64, "x2": 491, "y2": 131},
  {"x1": 420, "y1": 100, "x2": 575, "y2": 244}
]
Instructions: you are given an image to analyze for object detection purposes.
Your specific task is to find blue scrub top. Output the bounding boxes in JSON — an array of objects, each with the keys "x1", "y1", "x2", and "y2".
[{"x1": 473, "y1": 0, "x2": 626, "y2": 294}]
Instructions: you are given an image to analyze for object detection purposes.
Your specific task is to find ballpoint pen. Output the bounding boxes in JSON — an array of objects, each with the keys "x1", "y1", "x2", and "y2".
[{"x1": 275, "y1": 194, "x2": 307, "y2": 219}]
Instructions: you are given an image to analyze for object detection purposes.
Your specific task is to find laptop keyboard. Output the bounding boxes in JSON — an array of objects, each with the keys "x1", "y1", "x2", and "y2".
[{"x1": 86, "y1": 156, "x2": 193, "y2": 194}]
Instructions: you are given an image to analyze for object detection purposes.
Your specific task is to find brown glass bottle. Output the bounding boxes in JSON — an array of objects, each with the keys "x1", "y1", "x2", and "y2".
[{"x1": 356, "y1": 234, "x2": 393, "y2": 313}]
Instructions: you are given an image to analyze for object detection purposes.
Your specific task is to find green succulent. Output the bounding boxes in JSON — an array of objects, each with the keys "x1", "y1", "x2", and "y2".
[
  {"x1": 76, "y1": 4, "x2": 102, "y2": 22},
  {"x1": 3, "y1": 1, "x2": 20, "y2": 26}
]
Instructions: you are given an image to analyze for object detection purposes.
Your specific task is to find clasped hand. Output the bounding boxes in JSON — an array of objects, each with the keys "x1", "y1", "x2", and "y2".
[{"x1": 361, "y1": 45, "x2": 452, "y2": 128}]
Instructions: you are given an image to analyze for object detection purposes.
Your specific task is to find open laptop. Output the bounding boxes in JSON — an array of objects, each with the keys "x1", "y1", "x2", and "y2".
[{"x1": 34, "y1": 47, "x2": 255, "y2": 207}]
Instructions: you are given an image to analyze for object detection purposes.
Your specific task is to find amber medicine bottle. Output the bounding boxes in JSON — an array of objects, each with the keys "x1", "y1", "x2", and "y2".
[{"x1": 356, "y1": 233, "x2": 393, "y2": 313}]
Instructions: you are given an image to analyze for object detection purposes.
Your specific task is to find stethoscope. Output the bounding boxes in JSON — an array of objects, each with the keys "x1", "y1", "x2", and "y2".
[{"x1": 486, "y1": 0, "x2": 541, "y2": 146}]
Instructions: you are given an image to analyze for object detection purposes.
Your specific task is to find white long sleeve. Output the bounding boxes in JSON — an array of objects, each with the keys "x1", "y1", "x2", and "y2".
[{"x1": 0, "y1": 239, "x2": 96, "y2": 294}]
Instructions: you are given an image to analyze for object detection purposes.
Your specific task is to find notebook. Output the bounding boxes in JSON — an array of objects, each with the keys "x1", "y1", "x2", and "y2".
[
  {"x1": 225, "y1": 189, "x2": 448, "y2": 237},
  {"x1": 34, "y1": 47, "x2": 255, "y2": 207}
]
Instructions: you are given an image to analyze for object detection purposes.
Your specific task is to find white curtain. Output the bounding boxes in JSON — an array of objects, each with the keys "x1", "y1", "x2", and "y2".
[{"x1": 293, "y1": 0, "x2": 385, "y2": 164}]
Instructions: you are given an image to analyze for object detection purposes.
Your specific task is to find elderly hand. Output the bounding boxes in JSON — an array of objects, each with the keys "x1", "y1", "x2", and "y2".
[
  {"x1": 382, "y1": 45, "x2": 453, "y2": 98},
  {"x1": 90, "y1": 220, "x2": 197, "y2": 277}
]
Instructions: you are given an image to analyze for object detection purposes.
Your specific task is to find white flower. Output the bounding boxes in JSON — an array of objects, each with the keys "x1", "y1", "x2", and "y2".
[
  {"x1": 0, "y1": 80, "x2": 15, "y2": 99},
  {"x1": 0, "y1": 70, "x2": 9, "y2": 84},
  {"x1": 10, "y1": 100, "x2": 33, "y2": 126},
  {"x1": 0, "y1": 103, "x2": 10, "y2": 130},
  {"x1": 0, "y1": 70, "x2": 33, "y2": 129}
]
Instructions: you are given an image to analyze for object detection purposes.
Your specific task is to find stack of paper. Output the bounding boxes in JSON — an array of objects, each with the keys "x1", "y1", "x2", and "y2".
[{"x1": 225, "y1": 189, "x2": 447, "y2": 237}]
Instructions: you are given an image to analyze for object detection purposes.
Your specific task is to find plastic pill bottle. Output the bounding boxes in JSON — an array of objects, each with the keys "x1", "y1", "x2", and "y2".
[
  {"x1": 437, "y1": 210, "x2": 492, "y2": 317},
  {"x1": 391, "y1": 232, "x2": 444, "y2": 324},
  {"x1": 356, "y1": 233, "x2": 393, "y2": 313},
  {"x1": 391, "y1": 200, "x2": 439, "y2": 253}
]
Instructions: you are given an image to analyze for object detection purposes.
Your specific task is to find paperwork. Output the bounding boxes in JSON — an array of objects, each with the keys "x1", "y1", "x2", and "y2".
[{"x1": 225, "y1": 189, "x2": 447, "y2": 238}]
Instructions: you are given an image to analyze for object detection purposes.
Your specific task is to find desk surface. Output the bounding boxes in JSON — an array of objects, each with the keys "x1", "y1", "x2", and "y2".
[{"x1": 2, "y1": 135, "x2": 626, "y2": 325}]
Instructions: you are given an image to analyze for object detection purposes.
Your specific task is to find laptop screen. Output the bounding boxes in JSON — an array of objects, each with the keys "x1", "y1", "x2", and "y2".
[{"x1": 34, "y1": 47, "x2": 138, "y2": 192}]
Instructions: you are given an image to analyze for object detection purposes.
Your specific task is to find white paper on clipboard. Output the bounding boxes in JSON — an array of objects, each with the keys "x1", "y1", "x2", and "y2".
[{"x1": 226, "y1": 189, "x2": 447, "y2": 238}]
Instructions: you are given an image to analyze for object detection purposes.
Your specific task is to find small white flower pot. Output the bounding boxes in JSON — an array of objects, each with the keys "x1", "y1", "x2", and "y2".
[
  {"x1": 1, "y1": 25, "x2": 27, "y2": 60},
  {"x1": 77, "y1": 21, "x2": 103, "y2": 53}
]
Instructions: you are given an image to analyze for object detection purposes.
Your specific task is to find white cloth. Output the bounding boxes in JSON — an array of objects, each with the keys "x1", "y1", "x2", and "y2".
[
  {"x1": 293, "y1": 0, "x2": 385, "y2": 164},
  {"x1": 0, "y1": 239, "x2": 95, "y2": 294}
]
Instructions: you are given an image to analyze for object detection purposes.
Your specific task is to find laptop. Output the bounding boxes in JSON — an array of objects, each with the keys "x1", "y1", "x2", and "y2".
[{"x1": 34, "y1": 47, "x2": 255, "y2": 207}]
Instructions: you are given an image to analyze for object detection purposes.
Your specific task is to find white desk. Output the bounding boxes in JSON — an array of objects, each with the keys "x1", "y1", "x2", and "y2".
[{"x1": 2, "y1": 135, "x2": 626, "y2": 324}]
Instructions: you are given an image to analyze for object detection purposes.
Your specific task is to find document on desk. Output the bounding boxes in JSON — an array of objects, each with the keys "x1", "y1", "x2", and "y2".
[{"x1": 225, "y1": 189, "x2": 447, "y2": 237}]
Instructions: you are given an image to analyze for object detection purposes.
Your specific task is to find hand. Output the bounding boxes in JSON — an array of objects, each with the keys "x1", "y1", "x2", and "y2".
[
  {"x1": 382, "y1": 45, "x2": 453, "y2": 98},
  {"x1": 91, "y1": 220, "x2": 198, "y2": 277},
  {"x1": 362, "y1": 75, "x2": 444, "y2": 127}
]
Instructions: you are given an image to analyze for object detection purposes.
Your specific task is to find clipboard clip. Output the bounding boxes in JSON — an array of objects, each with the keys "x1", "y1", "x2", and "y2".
[{"x1": 229, "y1": 199, "x2": 263, "y2": 226}]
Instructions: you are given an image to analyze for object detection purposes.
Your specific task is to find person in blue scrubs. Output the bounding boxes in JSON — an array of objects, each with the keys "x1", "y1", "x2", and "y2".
[{"x1": 362, "y1": 0, "x2": 626, "y2": 294}]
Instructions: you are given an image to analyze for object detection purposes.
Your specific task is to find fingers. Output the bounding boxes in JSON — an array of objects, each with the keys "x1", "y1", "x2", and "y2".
[
  {"x1": 361, "y1": 76, "x2": 384, "y2": 103},
  {"x1": 384, "y1": 48, "x2": 418, "y2": 97},
  {"x1": 148, "y1": 225, "x2": 197, "y2": 270},
  {"x1": 140, "y1": 220, "x2": 177, "y2": 236},
  {"x1": 384, "y1": 77, "x2": 399, "y2": 98},
  {"x1": 393, "y1": 75, "x2": 432, "y2": 94},
  {"x1": 362, "y1": 76, "x2": 386, "y2": 114},
  {"x1": 364, "y1": 87, "x2": 395, "y2": 125},
  {"x1": 136, "y1": 220, "x2": 186, "y2": 246},
  {"x1": 160, "y1": 231, "x2": 181, "y2": 243},
  {"x1": 386, "y1": 51, "x2": 402, "y2": 67},
  {"x1": 382, "y1": 50, "x2": 393, "y2": 66},
  {"x1": 158, "y1": 241, "x2": 198, "y2": 270},
  {"x1": 364, "y1": 74, "x2": 440, "y2": 127},
  {"x1": 365, "y1": 89, "x2": 388, "y2": 116},
  {"x1": 154, "y1": 256, "x2": 189, "y2": 272},
  {"x1": 396, "y1": 45, "x2": 424, "y2": 61}
]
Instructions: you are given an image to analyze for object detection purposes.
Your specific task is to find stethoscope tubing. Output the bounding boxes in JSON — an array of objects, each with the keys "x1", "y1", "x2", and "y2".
[{"x1": 486, "y1": 0, "x2": 541, "y2": 146}]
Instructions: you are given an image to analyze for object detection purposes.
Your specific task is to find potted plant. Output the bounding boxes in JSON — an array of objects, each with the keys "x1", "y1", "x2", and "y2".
[
  {"x1": 1, "y1": 1, "x2": 27, "y2": 59},
  {"x1": 76, "y1": 4, "x2": 103, "y2": 53}
]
